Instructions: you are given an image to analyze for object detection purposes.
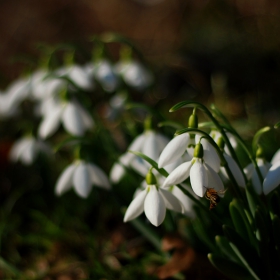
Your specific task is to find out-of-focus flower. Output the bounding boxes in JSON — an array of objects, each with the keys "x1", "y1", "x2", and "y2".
[
  {"x1": 210, "y1": 130, "x2": 238, "y2": 155},
  {"x1": 56, "y1": 65, "x2": 94, "y2": 91},
  {"x1": 124, "y1": 170, "x2": 183, "y2": 227},
  {"x1": 0, "y1": 77, "x2": 31, "y2": 117},
  {"x1": 244, "y1": 158, "x2": 271, "y2": 194},
  {"x1": 110, "y1": 130, "x2": 169, "y2": 183},
  {"x1": 38, "y1": 99, "x2": 94, "y2": 139},
  {"x1": 9, "y1": 136, "x2": 51, "y2": 165},
  {"x1": 162, "y1": 143, "x2": 224, "y2": 197},
  {"x1": 158, "y1": 134, "x2": 220, "y2": 172},
  {"x1": 85, "y1": 60, "x2": 119, "y2": 92},
  {"x1": 55, "y1": 160, "x2": 111, "y2": 198},
  {"x1": 271, "y1": 149, "x2": 280, "y2": 165},
  {"x1": 115, "y1": 60, "x2": 153, "y2": 90}
]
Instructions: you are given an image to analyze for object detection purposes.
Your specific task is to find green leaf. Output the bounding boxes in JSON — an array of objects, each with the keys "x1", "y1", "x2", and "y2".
[
  {"x1": 215, "y1": 235, "x2": 241, "y2": 264},
  {"x1": 208, "y1": 253, "x2": 256, "y2": 280},
  {"x1": 245, "y1": 184, "x2": 267, "y2": 217},
  {"x1": 252, "y1": 126, "x2": 271, "y2": 155},
  {"x1": 128, "y1": 151, "x2": 169, "y2": 177},
  {"x1": 229, "y1": 199, "x2": 257, "y2": 248},
  {"x1": 169, "y1": 101, "x2": 208, "y2": 113},
  {"x1": 223, "y1": 225, "x2": 260, "y2": 280},
  {"x1": 157, "y1": 121, "x2": 184, "y2": 130}
]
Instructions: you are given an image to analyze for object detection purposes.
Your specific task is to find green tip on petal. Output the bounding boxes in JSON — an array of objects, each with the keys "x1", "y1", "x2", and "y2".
[
  {"x1": 145, "y1": 169, "x2": 157, "y2": 185},
  {"x1": 193, "y1": 142, "x2": 204, "y2": 158}
]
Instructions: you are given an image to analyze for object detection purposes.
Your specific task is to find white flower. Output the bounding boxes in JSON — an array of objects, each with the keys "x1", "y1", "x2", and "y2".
[
  {"x1": 0, "y1": 77, "x2": 31, "y2": 117},
  {"x1": 158, "y1": 134, "x2": 220, "y2": 172},
  {"x1": 115, "y1": 60, "x2": 153, "y2": 90},
  {"x1": 9, "y1": 136, "x2": 51, "y2": 165},
  {"x1": 38, "y1": 99, "x2": 94, "y2": 139},
  {"x1": 263, "y1": 160, "x2": 280, "y2": 195},
  {"x1": 110, "y1": 130, "x2": 169, "y2": 183},
  {"x1": 210, "y1": 130, "x2": 238, "y2": 155},
  {"x1": 271, "y1": 149, "x2": 280, "y2": 165},
  {"x1": 124, "y1": 184, "x2": 183, "y2": 227},
  {"x1": 244, "y1": 158, "x2": 271, "y2": 194},
  {"x1": 56, "y1": 65, "x2": 94, "y2": 91},
  {"x1": 31, "y1": 70, "x2": 67, "y2": 100},
  {"x1": 163, "y1": 157, "x2": 224, "y2": 197},
  {"x1": 55, "y1": 160, "x2": 111, "y2": 198},
  {"x1": 220, "y1": 153, "x2": 246, "y2": 188}
]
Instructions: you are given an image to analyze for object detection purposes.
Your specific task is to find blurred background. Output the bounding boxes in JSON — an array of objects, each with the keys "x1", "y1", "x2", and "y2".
[{"x1": 1, "y1": 0, "x2": 280, "y2": 279}]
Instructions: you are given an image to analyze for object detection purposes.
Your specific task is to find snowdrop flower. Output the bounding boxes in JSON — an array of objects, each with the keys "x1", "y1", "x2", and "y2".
[
  {"x1": 55, "y1": 160, "x2": 111, "y2": 198},
  {"x1": 38, "y1": 99, "x2": 94, "y2": 139},
  {"x1": 220, "y1": 153, "x2": 246, "y2": 188},
  {"x1": 263, "y1": 160, "x2": 280, "y2": 195},
  {"x1": 56, "y1": 65, "x2": 94, "y2": 91},
  {"x1": 9, "y1": 136, "x2": 51, "y2": 165},
  {"x1": 244, "y1": 158, "x2": 271, "y2": 194},
  {"x1": 271, "y1": 149, "x2": 280, "y2": 165},
  {"x1": 0, "y1": 77, "x2": 31, "y2": 117},
  {"x1": 110, "y1": 129, "x2": 169, "y2": 183},
  {"x1": 115, "y1": 60, "x2": 153, "y2": 90},
  {"x1": 162, "y1": 143, "x2": 224, "y2": 197},
  {"x1": 124, "y1": 170, "x2": 183, "y2": 226},
  {"x1": 158, "y1": 133, "x2": 220, "y2": 172},
  {"x1": 31, "y1": 69, "x2": 67, "y2": 101},
  {"x1": 85, "y1": 60, "x2": 118, "y2": 92}
]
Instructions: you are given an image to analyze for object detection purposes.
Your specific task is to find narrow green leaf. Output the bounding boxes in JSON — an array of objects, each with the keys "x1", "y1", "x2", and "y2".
[
  {"x1": 128, "y1": 151, "x2": 169, "y2": 177},
  {"x1": 223, "y1": 225, "x2": 260, "y2": 279},
  {"x1": 169, "y1": 101, "x2": 207, "y2": 113},
  {"x1": 245, "y1": 184, "x2": 267, "y2": 217},
  {"x1": 229, "y1": 199, "x2": 257, "y2": 248},
  {"x1": 157, "y1": 121, "x2": 184, "y2": 130},
  {"x1": 215, "y1": 235, "x2": 241, "y2": 264},
  {"x1": 208, "y1": 253, "x2": 255, "y2": 280},
  {"x1": 252, "y1": 126, "x2": 271, "y2": 155}
]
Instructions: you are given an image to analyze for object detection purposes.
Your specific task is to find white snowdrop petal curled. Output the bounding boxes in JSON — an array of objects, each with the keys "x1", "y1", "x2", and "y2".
[
  {"x1": 200, "y1": 138, "x2": 220, "y2": 172},
  {"x1": 144, "y1": 186, "x2": 166, "y2": 226},
  {"x1": 62, "y1": 102, "x2": 85, "y2": 136},
  {"x1": 224, "y1": 153, "x2": 246, "y2": 188},
  {"x1": 87, "y1": 163, "x2": 111, "y2": 190},
  {"x1": 163, "y1": 161, "x2": 192, "y2": 188},
  {"x1": 73, "y1": 163, "x2": 92, "y2": 198},
  {"x1": 142, "y1": 131, "x2": 158, "y2": 162},
  {"x1": 124, "y1": 189, "x2": 147, "y2": 222},
  {"x1": 205, "y1": 164, "x2": 224, "y2": 194},
  {"x1": 55, "y1": 164, "x2": 77, "y2": 196},
  {"x1": 158, "y1": 133, "x2": 190, "y2": 168},
  {"x1": 159, "y1": 188, "x2": 183, "y2": 213},
  {"x1": 190, "y1": 160, "x2": 207, "y2": 197},
  {"x1": 263, "y1": 161, "x2": 280, "y2": 195}
]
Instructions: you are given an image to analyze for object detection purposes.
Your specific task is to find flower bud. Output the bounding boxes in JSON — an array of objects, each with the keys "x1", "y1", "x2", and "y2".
[
  {"x1": 145, "y1": 169, "x2": 157, "y2": 185},
  {"x1": 193, "y1": 142, "x2": 204, "y2": 158}
]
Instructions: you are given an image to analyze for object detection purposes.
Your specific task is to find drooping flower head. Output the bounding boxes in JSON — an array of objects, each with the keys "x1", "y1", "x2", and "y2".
[{"x1": 124, "y1": 168, "x2": 184, "y2": 227}]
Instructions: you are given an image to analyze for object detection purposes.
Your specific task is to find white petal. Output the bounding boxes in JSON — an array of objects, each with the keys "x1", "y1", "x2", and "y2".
[
  {"x1": 144, "y1": 186, "x2": 166, "y2": 226},
  {"x1": 68, "y1": 65, "x2": 93, "y2": 90},
  {"x1": 73, "y1": 162, "x2": 92, "y2": 198},
  {"x1": 55, "y1": 163, "x2": 77, "y2": 196},
  {"x1": 74, "y1": 101, "x2": 94, "y2": 130},
  {"x1": 200, "y1": 137, "x2": 220, "y2": 172},
  {"x1": 9, "y1": 138, "x2": 31, "y2": 162},
  {"x1": 124, "y1": 189, "x2": 147, "y2": 222},
  {"x1": 224, "y1": 153, "x2": 246, "y2": 188},
  {"x1": 205, "y1": 164, "x2": 224, "y2": 194},
  {"x1": 128, "y1": 133, "x2": 146, "y2": 151},
  {"x1": 244, "y1": 163, "x2": 254, "y2": 179},
  {"x1": 38, "y1": 105, "x2": 63, "y2": 139},
  {"x1": 158, "y1": 133, "x2": 190, "y2": 168},
  {"x1": 263, "y1": 161, "x2": 280, "y2": 195},
  {"x1": 162, "y1": 161, "x2": 192, "y2": 188},
  {"x1": 21, "y1": 138, "x2": 37, "y2": 164},
  {"x1": 271, "y1": 149, "x2": 280, "y2": 165},
  {"x1": 87, "y1": 163, "x2": 111, "y2": 190},
  {"x1": 142, "y1": 131, "x2": 158, "y2": 162},
  {"x1": 172, "y1": 185, "x2": 195, "y2": 217},
  {"x1": 129, "y1": 157, "x2": 149, "y2": 176},
  {"x1": 159, "y1": 188, "x2": 183, "y2": 213},
  {"x1": 190, "y1": 160, "x2": 207, "y2": 197},
  {"x1": 110, "y1": 162, "x2": 126, "y2": 183},
  {"x1": 62, "y1": 102, "x2": 85, "y2": 136}
]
